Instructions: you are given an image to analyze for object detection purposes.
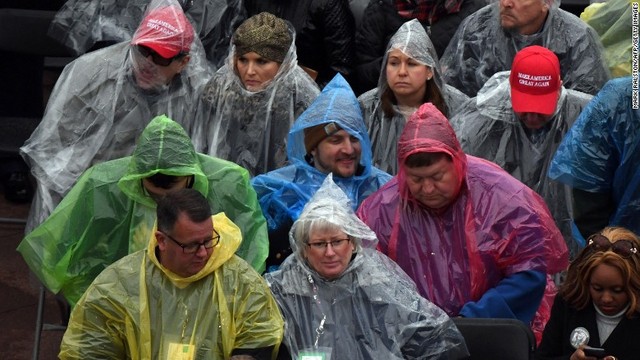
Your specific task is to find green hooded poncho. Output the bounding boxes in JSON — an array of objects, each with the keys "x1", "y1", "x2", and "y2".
[{"x1": 18, "y1": 115, "x2": 269, "y2": 306}]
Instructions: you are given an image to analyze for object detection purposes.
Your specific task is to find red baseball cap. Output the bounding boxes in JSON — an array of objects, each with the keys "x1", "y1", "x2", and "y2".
[
  {"x1": 131, "y1": 5, "x2": 194, "y2": 59},
  {"x1": 509, "y1": 46, "x2": 561, "y2": 116}
]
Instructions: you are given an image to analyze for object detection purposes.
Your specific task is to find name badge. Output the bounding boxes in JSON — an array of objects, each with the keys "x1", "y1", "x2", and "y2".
[
  {"x1": 167, "y1": 343, "x2": 195, "y2": 360},
  {"x1": 299, "y1": 353, "x2": 325, "y2": 360},
  {"x1": 299, "y1": 347, "x2": 331, "y2": 360}
]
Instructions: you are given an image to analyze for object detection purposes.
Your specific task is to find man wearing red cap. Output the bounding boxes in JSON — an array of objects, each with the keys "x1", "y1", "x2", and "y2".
[
  {"x1": 450, "y1": 45, "x2": 593, "y2": 258},
  {"x1": 20, "y1": 0, "x2": 211, "y2": 234},
  {"x1": 48, "y1": 0, "x2": 245, "y2": 70},
  {"x1": 129, "y1": 3, "x2": 195, "y2": 90}
]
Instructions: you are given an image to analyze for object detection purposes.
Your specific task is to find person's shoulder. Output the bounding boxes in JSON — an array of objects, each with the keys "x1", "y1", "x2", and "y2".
[
  {"x1": 358, "y1": 177, "x2": 399, "y2": 206},
  {"x1": 549, "y1": 7, "x2": 601, "y2": 45},
  {"x1": 598, "y1": 77, "x2": 633, "y2": 102},
  {"x1": 357, "y1": 88, "x2": 380, "y2": 105},
  {"x1": 563, "y1": 89, "x2": 594, "y2": 110},
  {"x1": 219, "y1": 255, "x2": 269, "y2": 286},
  {"x1": 59, "y1": 158, "x2": 129, "y2": 198},
  {"x1": 290, "y1": 67, "x2": 321, "y2": 89},
  {"x1": 552, "y1": 7, "x2": 593, "y2": 31},
  {"x1": 368, "y1": 166, "x2": 393, "y2": 183},
  {"x1": 251, "y1": 165, "x2": 298, "y2": 186},
  {"x1": 467, "y1": 156, "x2": 555, "y2": 214},
  {"x1": 96, "y1": 250, "x2": 146, "y2": 282},
  {"x1": 461, "y1": 3, "x2": 496, "y2": 25},
  {"x1": 197, "y1": 154, "x2": 251, "y2": 179},
  {"x1": 54, "y1": 43, "x2": 128, "y2": 92},
  {"x1": 63, "y1": 43, "x2": 129, "y2": 80},
  {"x1": 88, "y1": 157, "x2": 130, "y2": 180},
  {"x1": 466, "y1": 156, "x2": 531, "y2": 193},
  {"x1": 201, "y1": 66, "x2": 235, "y2": 97},
  {"x1": 468, "y1": 154, "x2": 511, "y2": 172}
]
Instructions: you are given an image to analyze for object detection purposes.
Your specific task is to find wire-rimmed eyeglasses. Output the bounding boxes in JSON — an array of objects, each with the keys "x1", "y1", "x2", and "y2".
[
  {"x1": 161, "y1": 228, "x2": 220, "y2": 254},
  {"x1": 306, "y1": 238, "x2": 351, "y2": 251},
  {"x1": 588, "y1": 233, "x2": 638, "y2": 259}
]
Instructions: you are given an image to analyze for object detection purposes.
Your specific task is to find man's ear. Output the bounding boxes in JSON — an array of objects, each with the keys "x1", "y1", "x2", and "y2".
[
  {"x1": 542, "y1": 0, "x2": 551, "y2": 10},
  {"x1": 156, "y1": 231, "x2": 167, "y2": 250},
  {"x1": 177, "y1": 54, "x2": 191, "y2": 73}
]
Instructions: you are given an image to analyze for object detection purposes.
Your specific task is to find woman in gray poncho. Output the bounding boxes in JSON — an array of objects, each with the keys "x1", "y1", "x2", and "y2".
[
  {"x1": 265, "y1": 174, "x2": 468, "y2": 359},
  {"x1": 193, "y1": 12, "x2": 320, "y2": 177},
  {"x1": 358, "y1": 19, "x2": 467, "y2": 174}
]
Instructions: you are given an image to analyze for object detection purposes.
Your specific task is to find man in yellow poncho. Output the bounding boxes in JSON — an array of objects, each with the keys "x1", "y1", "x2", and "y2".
[
  {"x1": 17, "y1": 115, "x2": 269, "y2": 307},
  {"x1": 59, "y1": 188, "x2": 283, "y2": 359}
]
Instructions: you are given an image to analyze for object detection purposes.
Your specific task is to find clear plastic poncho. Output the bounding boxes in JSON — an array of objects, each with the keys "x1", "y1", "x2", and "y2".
[
  {"x1": 265, "y1": 175, "x2": 469, "y2": 359},
  {"x1": 48, "y1": 0, "x2": 245, "y2": 69},
  {"x1": 549, "y1": 76, "x2": 640, "y2": 236},
  {"x1": 449, "y1": 71, "x2": 593, "y2": 258},
  {"x1": 581, "y1": 0, "x2": 633, "y2": 78},
  {"x1": 17, "y1": 115, "x2": 269, "y2": 306},
  {"x1": 357, "y1": 103, "x2": 569, "y2": 339},
  {"x1": 20, "y1": 0, "x2": 212, "y2": 234},
  {"x1": 251, "y1": 74, "x2": 392, "y2": 238},
  {"x1": 59, "y1": 213, "x2": 283, "y2": 359},
  {"x1": 358, "y1": 19, "x2": 469, "y2": 175},
  {"x1": 440, "y1": 2, "x2": 610, "y2": 97},
  {"x1": 192, "y1": 22, "x2": 320, "y2": 177}
]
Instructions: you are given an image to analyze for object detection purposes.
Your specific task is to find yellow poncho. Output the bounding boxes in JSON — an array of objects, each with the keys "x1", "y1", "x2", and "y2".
[{"x1": 59, "y1": 213, "x2": 283, "y2": 359}]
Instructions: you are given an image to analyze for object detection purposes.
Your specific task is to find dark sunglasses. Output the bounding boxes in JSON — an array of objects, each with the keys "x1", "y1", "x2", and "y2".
[
  {"x1": 588, "y1": 233, "x2": 638, "y2": 258},
  {"x1": 135, "y1": 45, "x2": 184, "y2": 66}
]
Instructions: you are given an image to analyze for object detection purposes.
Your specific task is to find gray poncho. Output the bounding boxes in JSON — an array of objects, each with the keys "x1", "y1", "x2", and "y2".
[
  {"x1": 265, "y1": 175, "x2": 468, "y2": 359},
  {"x1": 20, "y1": 2, "x2": 211, "y2": 233},
  {"x1": 48, "y1": 0, "x2": 244, "y2": 69},
  {"x1": 192, "y1": 23, "x2": 320, "y2": 177},
  {"x1": 450, "y1": 71, "x2": 593, "y2": 257},
  {"x1": 440, "y1": 3, "x2": 610, "y2": 97}
]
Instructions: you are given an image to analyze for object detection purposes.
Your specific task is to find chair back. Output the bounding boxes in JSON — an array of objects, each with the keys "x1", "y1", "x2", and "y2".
[
  {"x1": 0, "y1": 9, "x2": 74, "y2": 157},
  {"x1": 453, "y1": 318, "x2": 536, "y2": 360},
  {"x1": 0, "y1": 8, "x2": 70, "y2": 56}
]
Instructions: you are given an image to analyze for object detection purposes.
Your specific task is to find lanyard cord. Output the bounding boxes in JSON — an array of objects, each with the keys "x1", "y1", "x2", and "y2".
[{"x1": 306, "y1": 273, "x2": 327, "y2": 349}]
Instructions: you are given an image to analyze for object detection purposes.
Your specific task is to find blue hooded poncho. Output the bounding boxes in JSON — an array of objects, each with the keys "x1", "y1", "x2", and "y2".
[
  {"x1": 549, "y1": 76, "x2": 640, "y2": 238},
  {"x1": 251, "y1": 74, "x2": 391, "y2": 268}
]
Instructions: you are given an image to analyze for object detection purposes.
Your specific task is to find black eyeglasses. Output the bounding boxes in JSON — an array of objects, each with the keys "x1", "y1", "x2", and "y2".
[
  {"x1": 306, "y1": 238, "x2": 350, "y2": 251},
  {"x1": 588, "y1": 234, "x2": 638, "y2": 258},
  {"x1": 161, "y1": 228, "x2": 220, "y2": 254},
  {"x1": 135, "y1": 45, "x2": 185, "y2": 67}
]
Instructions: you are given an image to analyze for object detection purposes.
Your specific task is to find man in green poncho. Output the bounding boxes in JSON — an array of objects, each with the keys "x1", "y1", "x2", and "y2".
[
  {"x1": 59, "y1": 188, "x2": 283, "y2": 359},
  {"x1": 17, "y1": 115, "x2": 269, "y2": 307}
]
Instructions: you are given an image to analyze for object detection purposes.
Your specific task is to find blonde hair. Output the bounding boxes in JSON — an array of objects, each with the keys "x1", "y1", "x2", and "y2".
[{"x1": 559, "y1": 226, "x2": 640, "y2": 318}]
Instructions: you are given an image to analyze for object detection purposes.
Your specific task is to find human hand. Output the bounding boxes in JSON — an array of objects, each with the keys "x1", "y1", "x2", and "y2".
[{"x1": 570, "y1": 346, "x2": 616, "y2": 360}]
